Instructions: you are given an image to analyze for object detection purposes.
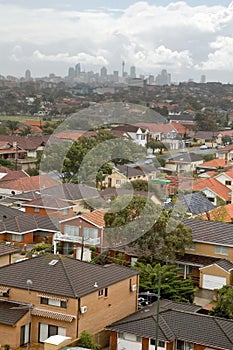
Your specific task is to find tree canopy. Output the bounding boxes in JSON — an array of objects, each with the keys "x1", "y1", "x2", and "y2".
[
  {"x1": 104, "y1": 195, "x2": 192, "y2": 263},
  {"x1": 209, "y1": 285, "x2": 233, "y2": 319},
  {"x1": 135, "y1": 262, "x2": 195, "y2": 303}
]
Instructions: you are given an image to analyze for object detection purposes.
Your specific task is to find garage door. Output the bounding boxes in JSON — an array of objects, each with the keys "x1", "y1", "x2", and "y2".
[{"x1": 202, "y1": 274, "x2": 226, "y2": 290}]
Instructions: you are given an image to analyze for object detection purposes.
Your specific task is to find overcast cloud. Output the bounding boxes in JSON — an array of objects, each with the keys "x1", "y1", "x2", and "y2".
[{"x1": 1, "y1": 1, "x2": 233, "y2": 82}]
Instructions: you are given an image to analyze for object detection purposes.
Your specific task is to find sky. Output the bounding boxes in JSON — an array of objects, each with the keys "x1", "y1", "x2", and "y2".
[{"x1": 1, "y1": 0, "x2": 233, "y2": 83}]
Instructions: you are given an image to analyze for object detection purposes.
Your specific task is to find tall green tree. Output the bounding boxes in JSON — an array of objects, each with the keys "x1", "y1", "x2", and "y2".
[
  {"x1": 6, "y1": 120, "x2": 18, "y2": 135},
  {"x1": 209, "y1": 285, "x2": 233, "y2": 319},
  {"x1": 104, "y1": 196, "x2": 192, "y2": 263},
  {"x1": 135, "y1": 262, "x2": 195, "y2": 303}
]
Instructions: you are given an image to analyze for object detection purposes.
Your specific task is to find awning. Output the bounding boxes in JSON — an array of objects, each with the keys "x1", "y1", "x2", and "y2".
[
  {"x1": 37, "y1": 293, "x2": 67, "y2": 302},
  {"x1": 31, "y1": 308, "x2": 75, "y2": 322},
  {"x1": 0, "y1": 286, "x2": 10, "y2": 293}
]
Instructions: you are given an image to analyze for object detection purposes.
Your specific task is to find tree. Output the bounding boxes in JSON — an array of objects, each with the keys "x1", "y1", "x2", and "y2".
[
  {"x1": 19, "y1": 125, "x2": 32, "y2": 136},
  {"x1": 77, "y1": 330, "x2": 100, "y2": 350},
  {"x1": 209, "y1": 285, "x2": 233, "y2": 319},
  {"x1": 135, "y1": 262, "x2": 195, "y2": 303},
  {"x1": 6, "y1": 120, "x2": 18, "y2": 135},
  {"x1": 104, "y1": 195, "x2": 192, "y2": 263},
  {"x1": 146, "y1": 139, "x2": 166, "y2": 154}
]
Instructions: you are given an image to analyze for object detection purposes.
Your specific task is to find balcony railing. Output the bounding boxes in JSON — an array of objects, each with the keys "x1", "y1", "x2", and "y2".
[{"x1": 58, "y1": 234, "x2": 100, "y2": 246}]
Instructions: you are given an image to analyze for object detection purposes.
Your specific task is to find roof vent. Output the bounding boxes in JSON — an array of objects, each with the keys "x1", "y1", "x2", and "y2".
[{"x1": 49, "y1": 259, "x2": 58, "y2": 266}]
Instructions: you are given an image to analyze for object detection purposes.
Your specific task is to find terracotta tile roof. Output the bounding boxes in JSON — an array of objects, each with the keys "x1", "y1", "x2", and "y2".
[
  {"x1": 0, "y1": 167, "x2": 29, "y2": 182},
  {"x1": 220, "y1": 168, "x2": 233, "y2": 180},
  {"x1": 200, "y1": 158, "x2": 232, "y2": 168},
  {"x1": 0, "y1": 253, "x2": 139, "y2": 298},
  {"x1": 25, "y1": 120, "x2": 46, "y2": 127},
  {"x1": 170, "y1": 121, "x2": 190, "y2": 134},
  {"x1": 135, "y1": 122, "x2": 175, "y2": 134},
  {"x1": 31, "y1": 308, "x2": 75, "y2": 322},
  {"x1": 202, "y1": 203, "x2": 233, "y2": 222},
  {"x1": 0, "y1": 174, "x2": 59, "y2": 192},
  {"x1": 0, "y1": 135, "x2": 49, "y2": 150},
  {"x1": 193, "y1": 178, "x2": 231, "y2": 201},
  {"x1": 80, "y1": 210, "x2": 107, "y2": 227}
]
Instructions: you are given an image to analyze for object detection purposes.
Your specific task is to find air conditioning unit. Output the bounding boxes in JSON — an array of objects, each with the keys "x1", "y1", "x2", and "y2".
[
  {"x1": 131, "y1": 284, "x2": 137, "y2": 292},
  {"x1": 80, "y1": 305, "x2": 88, "y2": 314}
]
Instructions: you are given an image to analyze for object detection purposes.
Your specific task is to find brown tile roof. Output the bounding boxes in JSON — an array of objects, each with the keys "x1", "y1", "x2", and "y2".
[
  {"x1": 200, "y1": 158, "x2": 232, "y2": 168},
  {"x1": 0, "y1": 174, "x2": 59, "y2": 192},
  {"x1": 0, "y1": 253, "x2": 139, "y2": 298},
  {"x1": 0, "y1": 167, "x2": 29, "y2": 182},
  {"x1": 193, "y1": 178, "x2": 231, "y2": 201},
  {"x1": 0, "y1": 135, "x2": 49, "y2": 150}
]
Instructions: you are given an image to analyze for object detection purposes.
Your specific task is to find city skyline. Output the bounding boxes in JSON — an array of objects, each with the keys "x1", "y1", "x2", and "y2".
[{"x1": 1, "y1": 1, "x2": 233, "y2": 82}]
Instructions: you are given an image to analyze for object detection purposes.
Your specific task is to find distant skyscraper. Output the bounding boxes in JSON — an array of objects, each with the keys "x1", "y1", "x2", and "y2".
[
  {"x1": 100, "y1": 66, "x2": 107, "y2": 78},
  {"x1": 75, "y1": 63, "x2": 81, "y2": 77},
  {"x1": 25, "y1": 69, "x2": 31, "y2": 81},
  {"x1": 130, "y1": 66, "x2": 136, "y2": 79},
  {"x1": 200, "y1": 75, "x2": 206, "y2": 83},
  {"x1": 122, "y1": 61, "x2": 125, "y2": 77},
  {"x1": 155, "y1": 69, "x2": 171, "y2": 86},
  {"x1": 113, "y1": 70, "x2": 119, "y2": 82},
  {"x1": 68, "y1": 67, "x2": 75, "y2": 80}
]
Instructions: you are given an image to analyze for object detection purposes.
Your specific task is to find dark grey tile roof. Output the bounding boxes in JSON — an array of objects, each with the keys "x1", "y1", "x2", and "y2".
[
  {"x1": 0, "y1": 214, "x2": 60, "y2": 233},
  {"x1": 178, "y1": 192, "x2": 215, "y2": 215},
  {"x1": 0, "y1": 300, "x2": 29, "y2": 325},
  {"x1": 0, "y1": 243, "x2": 21, "y2": 256},
  {"x1": 41, "y1": 183, "x2": 99, "y2": 201},
  {"x1": 0, "y1": 204, "x2": 25, "y2": 220},
  {"x1": 176, "y1": 253, "x2": 220, "y2": 267},
  {"x1": 22, "y1": 195, "x2": 74, "y2": 209},
  {"x1": 214, "y1": 259, "x2": 233, "y2": 272},
  {"x1": 0, "y1": 253, "x2": 139, "y2": 298},
  {"x1": 182, "y1": 218, "x2": 233, "y2": 246},
  {"x1": 168, "y1": 152, "x2": 202, "y2": 163},
  {"x1": 107, "y1": 301, "x2": 233, "y2": 349}
]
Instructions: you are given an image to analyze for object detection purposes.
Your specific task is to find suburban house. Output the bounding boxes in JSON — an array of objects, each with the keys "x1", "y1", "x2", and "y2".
[
  {"x1": 21, "y1": 195, "x2": 75, "y2": 220},
  {"x1": 165, "y1": 153, "x2": 203, "y2": 174},
  {"x1": 0, "y1": 167, "x2": 29, "y2": 183},
  {"x1": 0, "y1": 253, "x2": 139, "y2": 348},
  {"x1": 196, "y1": 158, "x2": 232, "y2": 174},
  {"x1": 0, "y1": 203, "x2": 25, "y2": 220},
  {"x1": 0, "y1": 141, "x2": 26, "y2": 162},
  {"x1": 0, "y1": 213, "x2": 60, "y2": 245},
  {"x1": 135, "y1": 122, "x2": 185, "y2": 150},
  {"x1": 193, "y1": 177, "x2": 232, "y2": 205},
  {"x1": 106, "y1": 299, "x2": 233, "y2": 350},
  {"x1": 216, "y1": 143, "x2": 233, "y2": 162},
  {"x1": 41, "y1": 183, "x2": 100, "y2": 214},
  {"x1": 104, "y1": 164, "x2": 157, "y2": 188},
  {"x1": 214, "y1": 168, "x2": 233, "y2": 188},
  {"x1": 0, "y1": 243, "x2": 21, "y2": 267},
  {"x1": 110, "y1": 125, "x2": 149, "y2": 147},
  {"x1": 0, "y1": 174, "x2": 59, "y2": 196},
  {"x1": 59, "y1": 210, "x2": 107, "y2": 260},
  {"x1": 177, "y1": 218, "x2": 233, "y2": 290}
]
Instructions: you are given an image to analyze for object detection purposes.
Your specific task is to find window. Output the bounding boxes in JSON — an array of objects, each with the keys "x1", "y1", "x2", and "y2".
[
  {"x1": 34, "y1": 207, "x2": 40, "y2": 212},
  {"x1": 20, "y1": 323, "x2": 31, "y2": 346},
  {"x1": 177, "y1": 340, "x2": 193, "y2": 350},
  {"x1": 150, "y1": 339, "x2": 165, "y2": 348},
  {"x1": 11, "y1": 234, "x2": 23, "y2": 242},
  {"x1": 39, "y1": 323, "x2": 66, "y2": 342},
  {"x1": 83, "y1": 227, "x2": 98, "y2": 240},
  {"x1": 64, "y1": 225, "x2": 79, "y2": 237},
  {"x1": 62, "y1": 208, "x2": 69, "y2": 215},
  {"x1": 116, "y1": 179, "x2": 121, "y2": 185},
  {"x1": 215, "y1": 245, "x2": 228, "y2": 255},
  {"x1": 141, "y1": 134, "x2": 146, "y2": 140},
  {"x1": 98, "y1": 288, "x2": 108, "y2": 298},
  {"x1": 40, "y1": 297, "x2": 67, "y2": 308},
  {"x1": 226, "y1": 180, "x2": 231, "y2": 186}
]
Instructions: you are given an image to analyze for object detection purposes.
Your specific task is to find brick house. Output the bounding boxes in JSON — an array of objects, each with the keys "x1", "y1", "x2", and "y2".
[
  {"x1": 0, "y1": 253, "x2": 139, "y2": 348},
  {"x1": 59, "y1": 210, "x2": 106, "y2": 260},
  {"x1": 107, "y1": 299, "x2": 233, "y2": 350},
  {"x1": 0, "y1": 214, "x2": 60, "y2": 245},
  {"x1": 22, "y1": 195, "x2": 75, "y2": 220},
  {"x1": 0, "y1": 243, "x2": 20, "y2": 267}
]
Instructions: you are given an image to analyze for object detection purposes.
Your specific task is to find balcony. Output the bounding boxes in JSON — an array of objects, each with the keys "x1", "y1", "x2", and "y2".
[{"x1": 58, "y1": 234, "x2": 100, "y2": 246}]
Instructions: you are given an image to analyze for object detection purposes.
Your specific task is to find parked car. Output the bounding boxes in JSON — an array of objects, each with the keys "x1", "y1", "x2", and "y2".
[{"x1": 199, "y1": 145, "x2": 208, "y2": 149}]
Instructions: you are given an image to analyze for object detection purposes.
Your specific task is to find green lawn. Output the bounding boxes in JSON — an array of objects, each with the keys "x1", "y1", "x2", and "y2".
[{"x1": 0, "y1": 115, "x2": 41, "y2": 122}]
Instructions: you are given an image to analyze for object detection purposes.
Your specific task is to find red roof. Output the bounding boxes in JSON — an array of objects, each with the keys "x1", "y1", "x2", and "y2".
[
  {"x1": 0, "y1": 174, "x2": 59, "y2": 192},
  {"x1": 193, "y1": 178, "x2": 231, "y2": 201},
  {"x1": 202, "y1": 203, "x2": 233, "y2": 222},
  {"x1": 80, "y1": 210, "x2": 107, "y2": 227},
  {"x1": 201, "y1": 158, "x2": 232, "y2": 168}
]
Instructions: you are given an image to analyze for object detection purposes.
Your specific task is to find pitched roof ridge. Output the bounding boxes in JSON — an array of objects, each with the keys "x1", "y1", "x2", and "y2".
[
  {"x1": 213, "y1": 317, "x2": 233, "y2": 344},
  {"x1": 59, "y1": 256, "x2": 78, "y2": 297}
]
